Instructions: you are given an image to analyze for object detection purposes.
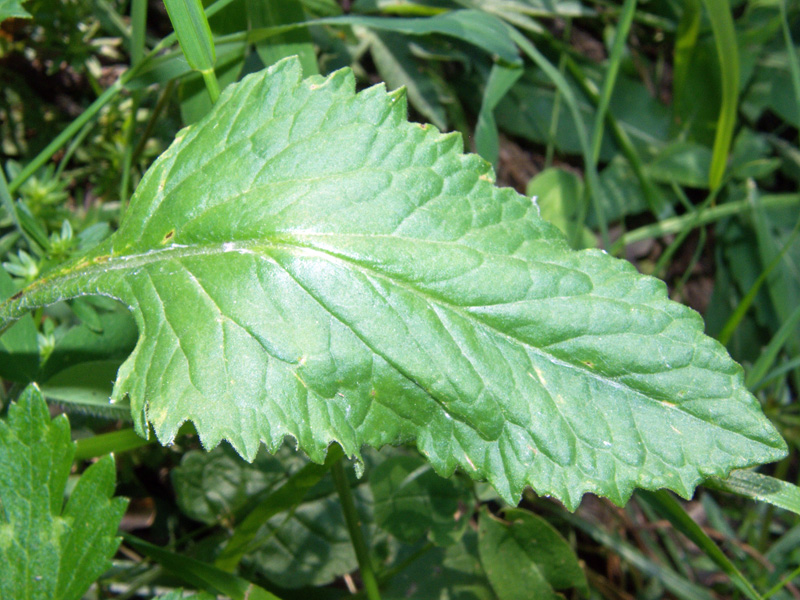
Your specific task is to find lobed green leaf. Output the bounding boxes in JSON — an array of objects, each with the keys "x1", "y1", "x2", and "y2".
[
  {"x1": 0, "y1": 57, "x2": 786, "y2": 509},
  {"x1": 0, "y1": 385, "x2": 127, "y2": 600}
]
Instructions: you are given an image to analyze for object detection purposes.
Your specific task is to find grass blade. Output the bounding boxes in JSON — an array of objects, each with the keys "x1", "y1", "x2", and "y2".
[
  {"x1": 718, "y1": 215, "x2": 800, "y2": 347},
  {"x1": 508, "y1": 26, "x2": 610, "y2": 248},
  {"x1": 547, "y1": 505, "x2": 715, "y2": 600},
  {"x1": 163, "y1": 0, "x2": 220, "y2": 103},
  {"x1": 700, "y1": 0, "x2": 739, "y2": 190},
  {"x1": 590, "y1": 0, "x2": 637, "y2": 165},
  {"x1": 672, "y1": 0, "x2": 701, "y2": 122},
  {"x1": 124, "y1": 534, "x2": 283, "y2": 600},
  {"x1": 638, "y1": 490, "x2": 764, "y2": 600},
  {"x1": 705, "y1": 470, "x2": 800, "y2": 518},
  {"x1": 475, "y1": 62, "x2": 523, "y2": 165},
  {"x1": 746, "y1": 303, "x2": 800, "y2": 389}
]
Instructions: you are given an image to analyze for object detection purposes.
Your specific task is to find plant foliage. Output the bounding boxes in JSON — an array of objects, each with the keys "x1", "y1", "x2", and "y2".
[
  {"x1": 0, "y1": 57, "x2": 786, "y2": 510},
  {"x1": 0, "y1": 385, "x2": 127, "y2": 600}
]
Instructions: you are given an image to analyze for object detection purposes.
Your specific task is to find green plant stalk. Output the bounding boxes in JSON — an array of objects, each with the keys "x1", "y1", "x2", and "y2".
[
  {"x1": 611, "y1": 193, "x2": 800, "y2": 252},
  {"x1": 55, "y1": 120, "x2": 94, "y2": 179},
  {"x1": 131, "y1": 79, "x2": 177, "y2": 165},
  {"x1": 746, "y1": 304, "x2": 800, "y2": 390},
  {"x1": 652, "y1": 191, "x2": 717, "y2": 278},
  {"x1": 757, "y1": 457, "x2": 790, "y2": 552},
  {"x1": 590, "y1": 0, "x2": 637, "y2": 165},
  {"x1": 674, "y1": 225, "x2": 706, "y2": 290},
  {"x1": 163, "y1": 0, "x2": 216, "y2": 71},
  {"x1": 718, "y1": 216, "x2": 800, "y2": 346},
  {"x1": 215, "y1": 444, "x2": 344, "y2": 571},
  {"x1": 201, "y1": 68, "x2": 222, "y2": 104},
  {"x1": 130, "y1": 0, "x2": 147, "y2": 65},
  {"x1": 545, "y1": 19, "x2": 570, "y2": 170},
  {"x1": 74, "y1": 427, "x2": 151, "y2": 460},
  {"x1": 638, "y1": 490, "x2": 764, "y2": 600},
  {"x1": 764, "y1": 563, "x2": 800, "y2": 598},
  {"x1": 701, "y1": 0, "x2": 739, "y2": 190},
  {"x1": 566, "y1": 57, "x2": 664, "y2": 220},
  {"x1": 120, "y1": 0, "x2": 148, "y2": 206},
  {"x1": 331, "y1": 458, "x2": 381, "y2": 600},
  {"x1": 508, "y1": 27, "x2": 610, "y2": 249},
  {"x1": 163, "y1": 0, "x2": 220, "y2": 104}
]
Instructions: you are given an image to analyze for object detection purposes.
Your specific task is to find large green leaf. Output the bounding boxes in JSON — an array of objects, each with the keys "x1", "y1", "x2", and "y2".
[
  {"x1": 0, "y1": 57, "x2": 786, "y2": 509},
  {"x1": 0, "y1": 385, "x2": 127, "y2": 600}
]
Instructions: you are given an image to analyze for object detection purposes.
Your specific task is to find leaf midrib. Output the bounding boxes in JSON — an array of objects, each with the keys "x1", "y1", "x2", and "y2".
[{"x1": 37, "y1": 234, "x2": 765, "y2": 448}]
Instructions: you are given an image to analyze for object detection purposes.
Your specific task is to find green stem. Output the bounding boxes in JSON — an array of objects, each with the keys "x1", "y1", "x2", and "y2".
[
  {"x1": 131, "y1": 79, "x2": 177, "y2": 166},
  {"x1": 590, "y1": 0, "x2": 637, "y2": 165},
  {"x1": 120, "y1": 0, "x2": 149, "y2": 207},
  {"x1": 74, "y1": 428, "x2": 151, "y2": 460},
  {"x1": 331, "y1": 458, "x2": 381, "y2": 600},
  {"x1": 201, "y1": 68, "x2": 222, "y2": 104},
  {"x1": 544, "y1": 19, "x2": 570, "y2": 170},
  {"x1": 611, "y1": 193, "x2": 800, "y2": 253}
]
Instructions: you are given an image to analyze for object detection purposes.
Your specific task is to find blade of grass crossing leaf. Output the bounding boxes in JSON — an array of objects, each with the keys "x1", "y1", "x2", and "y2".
[
  {"x1": 475, "y1": 62, "x2": 522, "y2": 166},
  {"x1": 508, "y1": 26, "x2": 610, "y2": 249},
  {"x1": 124, "y1": 534, "x2": 283, "y2": 600},
  {"x1": 163, "y1": 0, "x2": 220, "y2": 103},
  {"x1": 246, "y1": 0, "x2": 318, "y2": 75},
  {"x1": 701, "y1": 0, "x2": 739, "y2": 190},
  {"x1": 705, "y1": 470, "x2": 800, "y2": 519},
  {"x1": 214, "y1": 444, "x2": 344, "y2": 571},
  {"x1": 638, "y1": 490, "x2": 764, "y2": 600},
  {"x1": 719, "y1": 216, "x2": 800, "y2": 346},
  {"x1": 590, "y1": 0, "x2": 637, "y2": 165},
  {"x1": 780, "y1": 0, "x2": 800, "y2": 145}
]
